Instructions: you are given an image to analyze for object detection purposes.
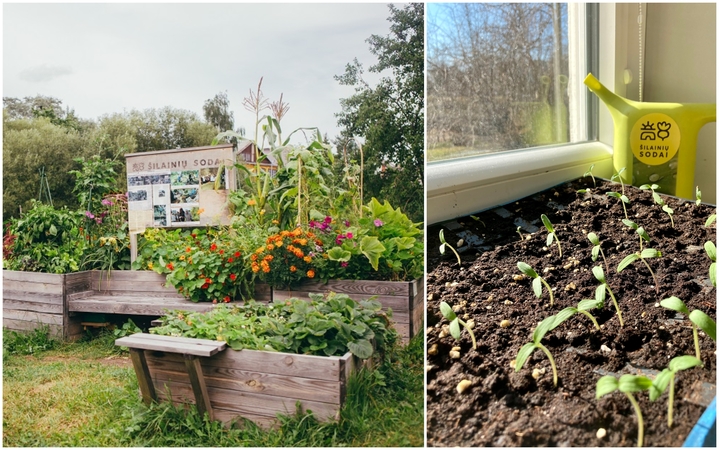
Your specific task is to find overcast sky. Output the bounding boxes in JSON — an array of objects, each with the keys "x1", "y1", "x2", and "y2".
[{"x1": 3, "y1": 3, "x2": 393, "y2": 145}]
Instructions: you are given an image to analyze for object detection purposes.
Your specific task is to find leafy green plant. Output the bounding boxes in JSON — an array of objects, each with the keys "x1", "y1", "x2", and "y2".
[
  {"x1": 706, "y1": 214, "x2": 716, "y2": 228},
  {"x1": 587, "y1": 232, "x2": 608, "y2": 273},
  {"x1": 596, "y1": 374, "x2": 653, "y2": 447},
  {"x1": 705, "y1": 241, "x2": 716, "y2": 286},
  {"x1": 696, "y1": 186, "x2": 702, "y2": 205},
  {"x1": 583, "y1": 163, "x2": 596, "y2": 187},
  {"x1": 592, "y1": 265, "x2": 624, "y2": 327},
  {"x1": 439, "y1": 301, "x2": 477, "y2": 349},
  {"x1": 438, "y1": 229, "x2": 461, "y2": 265},
  {"x1": 515, "y1": 314, "x2": 560, "y2": 386},
  {"x1": 556, "y1": 299, "x2": 603, "y2": 331},
  {"x1": 617, "y1": 227, "x2": 662, "y2": 294},
  {"x1": 3, "y1": 326, "x2": 58, "y2": 355},
  {"x1": 516, "y1": 226, "x2": 524, "y2": 241},
  {"x1": 607, "y1": 167, "x2": 630, "y2": 220},
  {"x1": 153, "y1": 293, "x2": 396, "y2": 359},
  {"x1": 517, "y1": 261, "x2": 555, "y2": 306},
  {"x1": 662, "y1": 204, "x2": 675, "y2": 228},
  {"x1": 68, "y1": 155, "x2": 122, "y2": 216},
  {"x1": 659, "y1": 296, "x2": 716, "y2": 361},
  {"x1": 540, "y1": 214, "x2": 562, "y2": 258},
  {"x1": 639, "y1": 183, "x2": 663, "y2": 206},
  {"x1": 649, "y1": 355, "x2": 702, "y2": 428}
]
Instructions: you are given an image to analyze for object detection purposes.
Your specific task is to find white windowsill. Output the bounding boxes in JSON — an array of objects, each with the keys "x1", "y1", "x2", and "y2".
[{"x1": 426, "y1": 141, "x2": 614, "y2": 225}]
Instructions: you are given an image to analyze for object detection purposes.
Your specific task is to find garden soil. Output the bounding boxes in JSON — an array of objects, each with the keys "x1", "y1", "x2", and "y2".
[{"x1": 426, "y1": 178, "x2": 716, "y2": 447}]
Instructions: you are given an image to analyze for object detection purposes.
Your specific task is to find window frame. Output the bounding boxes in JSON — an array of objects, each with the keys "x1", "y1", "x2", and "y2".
[{"x1": 426, "y1": 3, "x2": 630, "y2": 225}]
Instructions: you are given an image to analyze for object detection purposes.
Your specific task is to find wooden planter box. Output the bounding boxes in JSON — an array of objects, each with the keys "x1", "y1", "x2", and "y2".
[
  {"x1": 3, "y1": 270, "x2": 92, "y2": 341},
  {"x1": 272, "y1": 278, "x2": 424, "y2": 343},
  {"x1": 143, "y1": 346, "x2": 366, "y2": 428}
]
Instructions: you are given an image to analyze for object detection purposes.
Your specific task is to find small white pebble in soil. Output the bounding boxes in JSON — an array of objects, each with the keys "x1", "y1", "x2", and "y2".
[
  {"x1": 452, "y1": 304, "x2": 462, "y2": 313},
  {"x1": 504, "y1": 300, "x2": 513, "y2": 305},
  {"x1": 655, "y1": 303, "x2": 660, "y2": 307},
  {"x1": 513, "y1": 274, "x2": 525, "y2": 281},
  {"x1": 449, "y1": 350, "x2": 461, "y2": 359},
  {"x1": 428, "y1": 344, "x2": 439, "y2": 356},
  {"x1": 659, "y1": 326, "x2": 665, "y2": 330},
  {"x1": 597, "y1": 428, "x2": 607, "y2": 439},
  {"x1": 463, "y1": 313, "x2": 470, "y2": 320},
  {"x1": 500, "y1": 319, "x2": 512, "y2": 328},
  {"x1": 466, "y1": 320, "x2": 475, "y2": 330},
  {"x1": 486, "y1": 305, "x2": 493, "y2": 310},
  {"x1": 600, "y1": 345, "x2": 612, "y2": 354},
  {"x1": 581, "y1": 229, "x2": 587, "y2": 234},
  {"x1": 564, "y1": 282, "x2": 576, "y2": 291},
  {"x1": 510, "y1": 359, "x2": 517, "y2": 368},
  {"x1": 425, "y1": 364, "x2": 435, "y2": 373},
  {"x1": 445, "y1": 282, "x2": 451, "y2": 287},
  {"x1": 457, "y1": 379, "x2": 472, "y2": 394},
  {"x1": 532, "y1": 368, "x2": 542, "y2": 380},
  {"x1": 554, "y1": 191, "x2": 560, "y2": 197},
  {"x1": 428, "y1": 293, "x2": 435, "y2": 301},
  {"x1": 563, "y1": 263, "x2": 573, "y2": 270},
  {"x1": 457, "y1": 239, "x2": 465, "y2": 247},
  {"x1": 493, "y1": 268, "x2": 501, "y2": 274},
  {"x1": 542, "y1": 246, "x2": 548, "y2": 251},
  {"x1": 667, "y1": 342, "x2": 673, "y2": 348},
  {"x1": 450, "y1": 281, "x2": 459, "y2": 287},
  {"x1": 641, "y1": 311, "x2": 646, "y2": 318}
]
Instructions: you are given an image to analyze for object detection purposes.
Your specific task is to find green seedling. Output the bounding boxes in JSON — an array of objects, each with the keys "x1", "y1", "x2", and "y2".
[
  {"x1": 439, "y1": 301, "x2": 477, "y2": 350},
  {"x1": 587, "y1": 232, "x2": 609, "y2": 273},
  {"x1": 607, "y1": 167, "x2": 630, "y2": 220},
  {"x1": 515, "y1": 314, "x2": 560, "y2": 386},
  {"x1": 596, "y1": 374, "x2": 653, "y2": 447},
  {"x1": 659, "y1": 296, "x2": 716, "y2": 361},
  {"x1": 470, "y1": 215, "x2": 485, "y2": 227},
  {"x1": 623, "y1": 219, "x2": 638, "y2": 230},
  {"x1": 650, "y1": 355, "x2": 703, "y2": 428},
  {"x1": 662, "y1": 204, "x2": 675, "y2": 228},
  {"x1": 516, "y1": 226, "x2": 523, "y2": 241},
  {"x1": 593, "y1": 265, "x2": 624, "y2": 327},
  {"x1": 517, "y1": 261, "x2": 555, "y2": 307},
  {"x1": 584, "y1": 163, "x2": 596, "y2": 187},
  {"x1": 541, "y1": 214, "x2": 562, "y2": 258},
  {"x1": 705, "y1": 241, "x2": 716, "y2": 286},
  {"x1": 438, "y1": 229, "x2": 461, "y2": 266},
  {"x1": 617, "y1": 228, "x2": 662, "y2": 294},
  {"x1": 556, "y1": 298, "x2": 603, "y2": 331},
  {"x1": 705, "y1": 214, "x2": 716, "y2": 228},
  {"x1": 696, "y1": 186, "x2": 702, "y2": 206},
  {"x1": 639, "y1": 183, "x2": 665, "y2": 206}
]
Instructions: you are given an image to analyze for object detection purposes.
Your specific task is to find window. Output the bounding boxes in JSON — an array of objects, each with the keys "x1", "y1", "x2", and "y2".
[{"x1": 427, "y1": 3, "x2": 592, "y2": 162}]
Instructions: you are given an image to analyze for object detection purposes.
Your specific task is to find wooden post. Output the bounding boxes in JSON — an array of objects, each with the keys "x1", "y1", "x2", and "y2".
[
  {"x1": 130, "y1": 233, "x2": 138, "y2": 267},
  {"x1": 129, "y1": 348, "x2": 157, "y2": 405},
  {"x1": 184, "y1": 355, "x2": 213, "y2": 420}
]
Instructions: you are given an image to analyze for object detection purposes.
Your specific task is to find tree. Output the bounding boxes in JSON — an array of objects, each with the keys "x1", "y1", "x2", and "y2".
[
  {"x1": 203, "y1": 91, "x2": 235, "y2": 132},
  {"x1": 335, "y1": 3, "x2": 424, "y2": 223}
]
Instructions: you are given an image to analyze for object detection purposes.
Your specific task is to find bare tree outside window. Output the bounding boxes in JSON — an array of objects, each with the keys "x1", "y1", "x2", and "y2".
[{"x1": 427, "y1": 3, "x2": 571, "y2": 162}]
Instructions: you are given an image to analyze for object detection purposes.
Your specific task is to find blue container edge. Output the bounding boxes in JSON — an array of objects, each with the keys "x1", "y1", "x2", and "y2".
[{"x1": 683, "y1": 397, "x2": 716, "y2": 447}]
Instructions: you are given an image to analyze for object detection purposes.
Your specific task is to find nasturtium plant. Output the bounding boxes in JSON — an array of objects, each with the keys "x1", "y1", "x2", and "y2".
[{"x1": 439, "y1": 301, "x2": 476, "y2": 349}]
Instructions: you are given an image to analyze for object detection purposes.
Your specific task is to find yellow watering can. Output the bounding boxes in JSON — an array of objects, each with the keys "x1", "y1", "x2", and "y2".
[{"x1": 584, "y1": 73, "x2": 715, "y2": 199}]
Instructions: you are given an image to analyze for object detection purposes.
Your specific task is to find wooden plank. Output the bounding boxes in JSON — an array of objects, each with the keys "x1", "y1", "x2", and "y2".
[
  {"x1": 212, "y1": 407, "x2": 279, "y2": 429},
  {"x1": 271, "y1": 290, "x2": 411, "y2": 313},
  {"x1": 185, "y1": 355, "x2": 213, "y2": 420},
  {"x1": 116, "y1": 334, "x2": 225, "y2": 357},
  {"x1": 149, "y1": 359, "x2": 342, "y2": 404},
  {"x1": 2, "y1": 270, "x2": 66, "y2": 284},
  {"x1": 285, "y1": 279, "x2": 411, "y2": 297},
  {"x1": 3, "y1": 309, "x2": 63, "y2": 326},
  {"x1": 68, "y1": 296, "x2": 215, "y2": 315},
  {"x1": 2, "y1": 290, "x2": 64, "y2": 306},
  {"x1": 2, "y1": 319, "x2": 63, "y2": 337},
  {"x1": 253, "y1": 282, "x2": 272, "y2": 302},
  {"x1": 2, "y1": 279, "x2": 64, "y2": 296},
  {"x1": 3, "y1": 298, "x2": 64, "y2": 314},
  {"x1": 154, "y1": 381, "x2": 341, "y2": 422},
  {"x1": 65, "y1": 271, "x2": 93, "y2": 294},
  {"x1": 129, "y1": 349, "x2": 157, "y2": 405},
  {"x1": 411, "y1": 298, "x2": 424, "y2": 338},
  {"x1": 129, "y1": 332, "x2": 227, "y2": 349}
]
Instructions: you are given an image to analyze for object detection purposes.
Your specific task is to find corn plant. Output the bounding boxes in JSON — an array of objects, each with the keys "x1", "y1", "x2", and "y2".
[
  {"x1": 438, "y1": 229, "x2": 461, "y2": 265},
  {"x1": 650, "y1": 355, "x2": 703, "y2": 428},
  {"x1": 541, "y1": 214, "x2": 562, "y2": 258},
  {"x1": 517, "y1": 261, "x2": 555, "y2": 306},
  {"x1": 659, "y1": 296, "x2": 716, "y2": 361},
  {"x1": 593, "y1": 265, "x2": 624, "y2": 327},
  {"x1": 439, "y1": 301, "x2": 477, "y2": 349},
  {"x1": 515, "y1": 314, "x2": 560, "y2": 386},
  {"x1": 596, "y1": 374, "x2": 653, "y2": 447},
  {"x1": 705, "y1": 241, "x2": 716, "y2": 286}
]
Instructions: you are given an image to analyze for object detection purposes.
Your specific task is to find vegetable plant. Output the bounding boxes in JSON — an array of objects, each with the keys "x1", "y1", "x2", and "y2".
[
  {"x1": 517, "y1": 261, "x2": 555, "y2": 306},
  {"x1": 592, "y1": 265, "x2": 624, "y2": 327},
  {"x1": 649, "y1": 355, "x2": 702, "y2": 428},
  {"x1": 606, "y1": 167, "x2": 630, "y2": 220},
  {"x1": 515, "y1": 314, "x2": 560, "y2": 386},
  {"x1": 556, "y1": 299, "x2": 603, "y2": 331},
  {"x1": 617, "y1": 227, "x2": 662, "y2": 294},
  {"x1": 540, "y1": 214, "x2": 562, "y2": 258},
  {"x1": 662, "y1": 204, "x2": 675, "y2": 228},
  {"x1": 439, "y1": 301, "x2": 477, "y2": 349},
  {"x1": 639, "y1": 183, "x2": 664, "y2": 206},
  {"x1": 705, "y1": 241, "x2": 716, "y2": 286},
  {"x1": 659, "y1": 296, "x2": 716, "y2": 361},
  {"x1": 587, "y1": 232, "x2": 609, "y2": 273},
  {"x1": 596, "y1": 374, "x2": 653, "y2": 447},
  {"x1": 583, "y1": 163, "x2": 596, "y2": 187},
  {"x1": 706, "y1": 214, "x2": 716, "y2": 228},
  {"x1": 439, "y1": 229, "x2": 461, "y2": 266}
]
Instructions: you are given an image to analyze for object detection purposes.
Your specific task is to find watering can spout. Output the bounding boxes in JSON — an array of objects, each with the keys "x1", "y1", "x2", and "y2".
[{"x1": 584, "y1": 73, "x2": 633, "y2": 116}]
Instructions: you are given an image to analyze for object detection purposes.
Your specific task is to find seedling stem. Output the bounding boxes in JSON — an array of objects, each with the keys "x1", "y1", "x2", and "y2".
[{"x1": 438, "y1": 229, "x2": 461, "y2": 266}]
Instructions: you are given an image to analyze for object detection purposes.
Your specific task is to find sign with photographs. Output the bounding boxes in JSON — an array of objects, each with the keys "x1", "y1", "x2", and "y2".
[{"x1": 124, "y1": 144, "x2": 235, "y2": 233}]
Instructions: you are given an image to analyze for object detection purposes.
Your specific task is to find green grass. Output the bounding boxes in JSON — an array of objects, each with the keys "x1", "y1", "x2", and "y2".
[{"x1": 3, "y1": 328, "x2": 424, "y2": 447}]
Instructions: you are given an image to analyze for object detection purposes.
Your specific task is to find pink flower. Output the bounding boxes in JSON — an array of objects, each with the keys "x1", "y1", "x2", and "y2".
[
  {"x1": 101, "y1": 198, "x2": 113, "y2": 206},
  {"x1": 85, "y1": 211, "x2": 95, "y2": 219},
  {"x1": 343, "y1": 220, "x2": 350, "y2": 227},
  {"x1": 341, "y1": 262, "x2": 349, "y2": 268},
  {"x1": 308, "y1": 220, "x2": 318, "y2": 229},
  {"x1": 323, "y1": 216, "x2": 332, "y2": 224},
  {"x1": 346, "y1": 232, "x2": 353, "y2": 239},
  {"x1": 374, "y1": 219, "x2": 384, "y2": 227}
]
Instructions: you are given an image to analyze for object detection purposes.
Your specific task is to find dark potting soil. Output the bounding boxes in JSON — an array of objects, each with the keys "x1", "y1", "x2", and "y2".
[{"x1": 426, "y1": 177, "x2": 717, "y2": 447}]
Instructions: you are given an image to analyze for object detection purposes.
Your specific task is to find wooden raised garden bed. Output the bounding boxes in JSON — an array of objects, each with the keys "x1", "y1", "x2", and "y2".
[
  {"x1": 272, "y1": 278, "x2": 424, "y2": 343},
  {"x1": 142, "y1": 342, "x2": 367, "y2": 428}
]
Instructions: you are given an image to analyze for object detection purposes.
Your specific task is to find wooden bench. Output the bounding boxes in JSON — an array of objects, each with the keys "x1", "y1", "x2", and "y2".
[{"x1": 115, "y1": 333, "x2": 227, "y2": 420}]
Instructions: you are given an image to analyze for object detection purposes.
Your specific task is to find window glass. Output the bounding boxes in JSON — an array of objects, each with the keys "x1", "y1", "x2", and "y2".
[{"x1": 427, "y1": 3, "x2": 576, "y2": 162}]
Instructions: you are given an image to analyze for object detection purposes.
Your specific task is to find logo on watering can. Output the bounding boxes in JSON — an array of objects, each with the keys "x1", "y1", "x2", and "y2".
[{"x1": 630, "y1": 113, "x2": 681, "y2": 166}]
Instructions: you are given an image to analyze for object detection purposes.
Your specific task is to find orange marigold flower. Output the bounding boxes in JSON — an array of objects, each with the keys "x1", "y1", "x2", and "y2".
[
  {"x1": 315, "y1": 239, "x2": 323, "y2": 246},
  {"x1": 294, "y1": 250, "x2": 304, "y2": 258},
  {"x1": 292, "y1": 228, "x2": 302, "y2": 237},
  {"x1": 276, "y1": 240, "x2": 283, "y2": 247},
  {"x1": 267, "y1": 244, "x2": 275, "y2": 251},
  {"x1": 272, "y1": 219, "x2": 279, "y2": 225},
  {"x1": 298, "y1": 239, "x2": 308, "y2": 246},
  {"x1": 307, "y1": 269, "x2": 315, "y2": 278},
  {"x1": 247, "y1": 199, "x2": 257, "y2": 206},
  {"x1": 303, "y1": 256, "x2": 312, "y2": 263},
  {"x1": 251, "y1": 254, "x2": 258, "y2": 261},
  {"x1": 264, "y1": 255, "x2": 274, "y2": 261},
  {"x1": 186, "y1": 246, "x2": 192, "y2": 252},
  {"x1": 256, "y1": 247, "x2": 265, "y2": 254},
  {"x1": 251, "y1": 264, "x2": 260, "y2": 273},
  {"x1": 290, "y1": 266, "x2": 297, "y2": 272},
  {"x1": 281, "y1": 230, "x2": 290, "y2": 237},
  {"x1": 179, "y1": 255, "x2": 186, "y2": 261},
  {"x1": 262, "y1": 265, "x2": 271, "y2": 273}
]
